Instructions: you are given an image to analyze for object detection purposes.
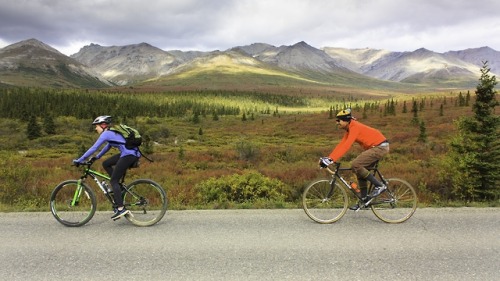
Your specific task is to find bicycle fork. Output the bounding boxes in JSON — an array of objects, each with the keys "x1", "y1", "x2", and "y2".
[{"x1": 71, "y1": 180, "x2": 84, "y2": 206}]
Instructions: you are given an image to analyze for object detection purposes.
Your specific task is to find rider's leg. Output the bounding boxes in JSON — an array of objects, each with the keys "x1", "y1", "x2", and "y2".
[
  {"x1": 349, "y1": 177, "x2": 369, "y2": 210},
  {"x1": 102, "y1": 154, "x2": 120, "y2": 176},
  {"x1": 351, "y1": 151, "x2": 378, "y2": 210},
  {"x1": 352, "y1": 148, "x2": 381, "y2": 185},
  {"x1": 109, "y1": 155, "x2": 139, "y2": 220},
  {"x1": 365, "y1": 173, "x2": 383, "y2": 188},
  {"x1": 110, "y1": 155, "x2": 138, "y2": 206},
  {"x1": 352, "y1": 146, "x2": 389, "y2": 198},
  {"x1": 356, "y1": 178, "x2": 368, "y2": 199}
]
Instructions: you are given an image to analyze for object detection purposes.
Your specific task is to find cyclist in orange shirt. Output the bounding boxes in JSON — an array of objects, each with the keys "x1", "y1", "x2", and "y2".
[{"x1": 319, "y1": 109, "x2": 389, "y2": 210}]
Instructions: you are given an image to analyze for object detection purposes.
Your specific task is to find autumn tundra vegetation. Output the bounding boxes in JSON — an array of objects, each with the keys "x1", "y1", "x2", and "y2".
[{"x1": 0, "y1": 64, "x2": 497, "y2": 211}]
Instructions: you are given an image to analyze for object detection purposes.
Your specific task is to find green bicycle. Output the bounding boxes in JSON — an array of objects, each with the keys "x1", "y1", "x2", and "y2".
[{"x1": 50, "y1": 160, "x2": 167, "y2": 227}]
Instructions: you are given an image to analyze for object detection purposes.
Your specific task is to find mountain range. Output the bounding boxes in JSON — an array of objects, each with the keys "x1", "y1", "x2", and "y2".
[{"x1": 1, "y1": 38, "x2": 499, "y2": 92}]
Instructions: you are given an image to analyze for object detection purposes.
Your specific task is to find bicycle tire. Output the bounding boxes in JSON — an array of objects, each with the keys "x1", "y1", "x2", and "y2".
[
  {"x1": 49, "y1": 180, "x2": 97, "y2": 227},
  {"x1": 370, "y1": 178, "x2": 417, "y2": 223},
  {"x1": 302, "y1": 179, "x2": 348, "y2": 224},
  {"x1": 122, "y1": 179, "x2": 167, "y2": 227}
]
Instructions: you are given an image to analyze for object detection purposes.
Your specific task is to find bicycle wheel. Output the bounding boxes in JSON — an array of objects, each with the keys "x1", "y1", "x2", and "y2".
[
  {"x1": 370, "y1": 178, "x2": 417, "y2": 223},
  {"x1": 302, "y1": 179, "x2": 348, "y2": 224},
  {"x1": 122, "y1": 179, "x2": 167, "y2": 226},
  {"x1": 50, "y1": 180, "x2": 96, "y2": 227}
]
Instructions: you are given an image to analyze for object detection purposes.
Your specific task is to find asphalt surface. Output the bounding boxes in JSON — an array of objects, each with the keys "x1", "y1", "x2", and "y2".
[{"x1": 0, "y1": 208, "x2": 498, "y2": 281}]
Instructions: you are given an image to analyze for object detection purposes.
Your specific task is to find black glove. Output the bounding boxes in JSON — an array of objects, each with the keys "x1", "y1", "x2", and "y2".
[
  {"x1": 319, "y1": 157, "x2": 333, "y2": 168},
  {"x1": 72, "y1": 159, "x2": 81, "y2": 167},
  {"x1": 90, "y1": 157, "x2": 98, "y2": 163}
]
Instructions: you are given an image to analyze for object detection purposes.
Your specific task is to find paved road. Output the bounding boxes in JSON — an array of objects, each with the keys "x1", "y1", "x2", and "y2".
[{"x1": 0, "y1": 208, "x2": 498, "y2": 281}]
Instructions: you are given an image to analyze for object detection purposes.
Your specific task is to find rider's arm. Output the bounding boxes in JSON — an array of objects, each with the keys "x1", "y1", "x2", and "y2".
[
  {"x1": 328, "y1": 126, "x2": 359, "y2": 162},
  {"x1": 75, "y1": 132, "x2": 111, "y2": 162},
  {"x1": 95, "y1": 143, "x2": 111, "y2": 159}
]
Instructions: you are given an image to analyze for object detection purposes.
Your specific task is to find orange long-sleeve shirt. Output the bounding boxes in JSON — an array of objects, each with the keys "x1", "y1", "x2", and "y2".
[{"x1": 328, "y1": 119, "x2": 386, "y2": 162}]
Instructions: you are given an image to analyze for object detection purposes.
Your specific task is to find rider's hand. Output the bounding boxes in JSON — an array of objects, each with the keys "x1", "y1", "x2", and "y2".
[
  {"x1": 90, "y1": 157, "x2": 98, "y2": 163},
  {"x1": 319, "y1": 157, "x2": 334, "y2": 168},
  {"x1": 72, "y1": 159, "x2": 81, "y2": 167}
]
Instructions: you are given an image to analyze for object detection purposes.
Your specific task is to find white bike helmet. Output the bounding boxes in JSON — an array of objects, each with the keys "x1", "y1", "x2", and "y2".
[{"x1": 91, "y1": 115, "x2": 112, "y2": 125}]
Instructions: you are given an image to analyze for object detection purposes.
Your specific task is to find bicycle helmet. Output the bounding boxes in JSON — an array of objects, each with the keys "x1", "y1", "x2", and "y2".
[
  {"x1": 336, "y1": 109, "x2": 352, "y2": 121},
  {"x1": 91, "y1": 115, "x2": 112, "y2": 125}
]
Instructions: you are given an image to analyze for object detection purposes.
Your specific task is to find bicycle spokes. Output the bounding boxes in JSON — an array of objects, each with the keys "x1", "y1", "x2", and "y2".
[
  {"x1": 370, "y1": 178, "x2": 417, "y2": 223},
  {"x1": 50, "y1": 180, "x2": 96, "y2": 227},
  {"x1": 302, "y1": 179, "x2": 349, "y2": 224},
  {"x1": 122, "y1": 179, "x2": 167, "y2": 226}
]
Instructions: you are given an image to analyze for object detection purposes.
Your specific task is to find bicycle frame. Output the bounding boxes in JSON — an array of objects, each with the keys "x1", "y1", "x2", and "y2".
[
  {"x1": 73, "y1": 162, "x2": 121, "y2": 207},
  {"x1": 325, "y1": 162, "x2": 387, "y2": 202}
]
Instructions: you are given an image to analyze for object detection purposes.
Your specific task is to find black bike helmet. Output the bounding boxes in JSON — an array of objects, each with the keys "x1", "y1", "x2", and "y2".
[{"x1": 91, "y1": 115, "x2": 112, "y2": 125}]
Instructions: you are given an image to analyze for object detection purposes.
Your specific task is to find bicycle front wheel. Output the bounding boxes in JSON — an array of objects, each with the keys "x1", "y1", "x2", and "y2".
[
  {"x1": 302, "y1": 179, "x2": 348, "y2": 224},
  {"x1": 370, "y1": 178, "x2": 417, "y2": 223},
  {"x1": 50, "y1": 180, "x2": 96, "y2": 227},
  {"x1": 123, "y1": 179, "x2": 167, "y2": 227}
]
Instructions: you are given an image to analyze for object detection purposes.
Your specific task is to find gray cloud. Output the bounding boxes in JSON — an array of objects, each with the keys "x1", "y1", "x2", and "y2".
[{"x1": 1, "y1": 0, "x2": 500, "y2": 55}]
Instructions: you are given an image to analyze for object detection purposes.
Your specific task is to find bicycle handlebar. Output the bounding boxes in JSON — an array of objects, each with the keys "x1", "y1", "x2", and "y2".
[
  {"x1": 321, "y1": 162, "x2": 341, "y2": 175},
  {"x1": 325, "y1": 166, "x2": 335, "y2": 175},
  {"x1": 73, "y1": 159, "x2": 95, "y2": 168}
]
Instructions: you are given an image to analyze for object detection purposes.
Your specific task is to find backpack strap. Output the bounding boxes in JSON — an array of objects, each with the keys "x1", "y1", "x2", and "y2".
[{"x1": 138, "y1": 147, "x2": 154, "y2": 162}]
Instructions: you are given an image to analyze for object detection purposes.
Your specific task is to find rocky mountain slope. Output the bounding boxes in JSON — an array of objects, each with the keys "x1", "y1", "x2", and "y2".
[
  {"x1": 322, "y1": 47, "x2": 498, "y2": 85},
  {"x1": 1, "y1": 38, "x2": 498, "y2": 90},
  {"x1": 444, "y1": 46, "x2": 500, "y2": 75},
  {"x1": 0, "y1": 39, "x2": 110, "y2": 88},
  {"x1": 66, "y1": 41, "x2": 500, "y2": 88}
]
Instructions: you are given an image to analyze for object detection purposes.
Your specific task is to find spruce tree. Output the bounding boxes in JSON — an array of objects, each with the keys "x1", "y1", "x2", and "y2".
[
  {"x1": 449, "y1": 62, "x2": 499, "y2": 201},
  {"x1": 43, "y1": 114, "x2": 56, "y2": 135},
  {"x1": 417, "y1": 120, "x2": 427, "y2": 143},
  {"x1": 212, "y1": 111, "x2": 219, "y2": 121},
  {"x1": 27, "y1": 115, "x2": 42, "y2": 140},
  {"x1": 411, "y1": 100, "x2": 419, "y2": 125},
  {"x1": 192, "y1": 111, "x2": 200, "y2": 124}
]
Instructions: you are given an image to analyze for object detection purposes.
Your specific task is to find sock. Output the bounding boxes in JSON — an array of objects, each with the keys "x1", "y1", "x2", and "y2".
[
  {"x1": 357, "y1": 179, "x2": 368, "y2": 198},
  {"x1": 365, "y1": 174, "x2": 383, "y2": 187}
]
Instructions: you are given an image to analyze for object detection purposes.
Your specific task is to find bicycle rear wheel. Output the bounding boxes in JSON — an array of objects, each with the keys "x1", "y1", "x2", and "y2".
[
  {"x1": 370, "y1": 178, "x2": 417, "y2": 223},
  {"x1": 122, "y1": 179, "x2": 167, "y2": 226},
  {"x1": 50, "y1": 180, "x2": 96, "y2": 227},
  {"x1": 302, "y1": 179, "x2": 348, "y2": 223}
]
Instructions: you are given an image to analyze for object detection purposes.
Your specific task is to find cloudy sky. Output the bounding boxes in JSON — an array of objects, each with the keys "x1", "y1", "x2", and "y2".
[{"x1": 1, "y1": 0, "x2": 499, "y2": 56}]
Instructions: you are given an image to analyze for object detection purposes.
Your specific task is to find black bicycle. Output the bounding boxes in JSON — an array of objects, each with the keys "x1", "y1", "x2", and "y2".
[
  {"x1": 50, "y1": 160, "x2": 167, "y2": 227},
  {"x1": 302, "y1": 162, "x2": 417, "y2": 224}
]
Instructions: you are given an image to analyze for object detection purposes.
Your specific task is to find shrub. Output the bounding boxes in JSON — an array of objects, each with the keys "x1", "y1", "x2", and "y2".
[
  {"x1": 235, "y1": 140, "x2": 260, "y2": 161},
  {"x1": 196, "y1": 171, "x2": 287, "y2": 204},
  {"x1": 0, "y1": 153, "x2": 39, "y2": 207}
]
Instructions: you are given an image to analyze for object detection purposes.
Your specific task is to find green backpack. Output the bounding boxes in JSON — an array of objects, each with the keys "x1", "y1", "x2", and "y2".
[{"x1": 110, "y1": 124, "x2": 142, "y2": 149}]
